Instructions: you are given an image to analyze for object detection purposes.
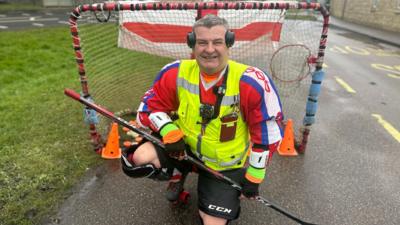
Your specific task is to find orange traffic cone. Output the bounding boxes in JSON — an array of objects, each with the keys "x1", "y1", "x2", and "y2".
[
  {"x1": 278, "y1": 119, "x2": 298, "y2": 156},
  {"x1": 101, "y1": 122, "x2": 121, "y2": 159}
]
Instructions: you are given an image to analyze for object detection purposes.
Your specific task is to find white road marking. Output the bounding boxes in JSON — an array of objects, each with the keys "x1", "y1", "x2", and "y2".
[
  {"x1": 0, "y1": 16, "x2": 41, "y2": 20},
  {"x1": 0, "y1": 14, "x2": 6, "y2": 18},
  {"x1": 45, "y1": 12, "x2": 53, "y2": 16},
  {"x1": 21, "y1": 13, "x2": 31, "y2": 16},
  {"x1": 0, "y1": 17, "x2": 58, "y2": 23},
  {"x1": 0, "y1": 25, "x2": 8, "y2": 29},
  {"x1": 29, "y1": 17, "x2": 35, "y2": 21},
  {"x1": 58, "y1": 21, "x2": 70, "y2": 25},
  {"x1": 32, "y1": 23, "x2": 44, "y2": 27}
]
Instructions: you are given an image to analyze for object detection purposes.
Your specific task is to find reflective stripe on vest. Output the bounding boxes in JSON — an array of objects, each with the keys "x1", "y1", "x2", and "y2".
[
  {"x1": 175, "y1": 59, "x2": 250, "y2": 171},
  {"x1": 197, "y1": 142, "x2": 250, "y2": 167},
  {"x1": 177, "y1": 77, "x2": 240, "y2": 106}
]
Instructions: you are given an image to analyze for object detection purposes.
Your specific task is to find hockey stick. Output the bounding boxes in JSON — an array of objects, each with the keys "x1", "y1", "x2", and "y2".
[
  {"x1": 184, "y1": 155, "x2": 318, "y2": 225},
  {"x1": 64, "y1": 88, "x2": 318, "y2": 225},
  {"x1": 183, "y1": 155, "x2": 317, "y2": 225}
]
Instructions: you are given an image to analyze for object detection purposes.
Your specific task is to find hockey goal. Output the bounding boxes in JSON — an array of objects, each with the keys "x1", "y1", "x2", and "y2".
[{"x1": 68, "y1": 1, "x2": 329, "y2": 153}]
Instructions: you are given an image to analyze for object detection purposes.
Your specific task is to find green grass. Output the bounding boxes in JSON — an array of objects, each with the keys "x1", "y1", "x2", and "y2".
[
  {"x1": 70, "y1": 22, "x2": 172, "y2": 136},
  {"x1": 0, "y1": 3, "x2": 43, "y2": 12},
  {"x1": 0, "y1": 27, "x2": 101, "y2": 225}
]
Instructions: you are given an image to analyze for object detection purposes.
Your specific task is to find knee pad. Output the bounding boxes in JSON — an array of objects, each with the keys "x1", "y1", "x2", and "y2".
[
  {"x1": 120, "y1": 144, "x2": 171, "y2": 180},
  {"x1": 121, "y1": 155, "x2": 158, "y2": 178},
  {"x1": 121, "y1": 157, "x2": 171, "y2": 181},
  {"x1": 120, "y1": 143, "x2": 157, "y2": 178},
  {"x1": 150, "y1": 167, "x2": 172, "y2": 181}
]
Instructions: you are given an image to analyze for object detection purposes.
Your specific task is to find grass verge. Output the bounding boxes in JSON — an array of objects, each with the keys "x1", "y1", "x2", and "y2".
[
  {"x1": 0, "y1": 27, "x2": 101, "y2": 225},
  {"x1": 0, "y1": 3, "x2": 43, "y2": 12}
]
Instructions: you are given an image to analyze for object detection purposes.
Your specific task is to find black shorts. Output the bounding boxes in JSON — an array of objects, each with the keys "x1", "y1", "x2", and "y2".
[
  {"x1": 197, "y1": 167, "x2": 246, "y2": 220},
  {"x1": 152, "y1": 141, "x2": 245, "y2": 220}
]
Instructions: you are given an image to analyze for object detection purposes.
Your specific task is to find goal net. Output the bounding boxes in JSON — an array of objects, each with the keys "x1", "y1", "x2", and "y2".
[{"x1": 69, "y1": 1, "x2": 329, "y2": 152}]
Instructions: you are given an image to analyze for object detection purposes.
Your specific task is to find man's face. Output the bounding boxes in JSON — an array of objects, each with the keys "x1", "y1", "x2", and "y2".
[{"x1": 193, "y1": 25, "x2": 229, "y2": 75}]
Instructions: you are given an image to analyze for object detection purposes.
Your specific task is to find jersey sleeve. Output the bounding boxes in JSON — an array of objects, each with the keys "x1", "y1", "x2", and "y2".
[
  {"x1": 239, "y1": 67, "x2": 284, "y2": 146},
  {"x1": 136, "y1": 61, "x2": 180, "y2": 129},
  {"x1": 240, "y1": 67, "x2": 284, "y2": 184}
]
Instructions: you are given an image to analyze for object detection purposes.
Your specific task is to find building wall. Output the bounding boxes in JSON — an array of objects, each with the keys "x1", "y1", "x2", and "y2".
[{"x1": 330, "y1": 0, "x2": 400, "y2": 32}]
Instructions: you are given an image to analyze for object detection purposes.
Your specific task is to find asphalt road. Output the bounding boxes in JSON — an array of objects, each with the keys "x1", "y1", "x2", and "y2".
[
  {"x1": 0, "y1": 9, "x2": 72, "y2": 30},
  {"x1": 42, "y1": 26, "x2": 400, "y2": 225}
]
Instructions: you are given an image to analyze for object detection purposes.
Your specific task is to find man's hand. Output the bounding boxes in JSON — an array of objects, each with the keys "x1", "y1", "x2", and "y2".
[
  {"x1": 242, "y1": 145, "x2": 270, "y2": 199},
  {"x1": 147, "y1": 112, "x2": 186, "y2": 160},
  {"x1": 161, "y1": 125, "x2": 186, "y2": 160},
  {"x1": 241, "y1": 178, "x2": 259, "y2": 199},
  {"x1": 164, "y1": 135, "x2": 186, "y2": 160}
]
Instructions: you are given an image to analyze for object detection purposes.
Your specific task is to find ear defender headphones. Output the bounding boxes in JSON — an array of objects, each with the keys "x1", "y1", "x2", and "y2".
[{"x1": 186, "y1": 30, "x2": 235, "y2": 49}]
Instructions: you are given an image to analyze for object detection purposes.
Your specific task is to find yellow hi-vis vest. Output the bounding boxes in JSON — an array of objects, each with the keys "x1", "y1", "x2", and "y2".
[{"x1": 175, "y1": 59, "x2": 250, "y2": 171}]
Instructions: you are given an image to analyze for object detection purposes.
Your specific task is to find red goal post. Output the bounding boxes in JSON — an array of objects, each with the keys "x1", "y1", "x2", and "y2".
[{"x1": 68, "y1": 1, "x2": 330, "y2": 153}]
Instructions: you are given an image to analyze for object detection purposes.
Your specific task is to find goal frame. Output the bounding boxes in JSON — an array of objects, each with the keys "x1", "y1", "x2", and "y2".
[{"x1": 68, "y1": 1, "x2": 330, "y2": 153}]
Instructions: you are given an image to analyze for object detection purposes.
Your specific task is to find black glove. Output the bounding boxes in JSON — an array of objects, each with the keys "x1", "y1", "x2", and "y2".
[
  {"x1": 164, "y1": 138, "x2": 186, "y2": 159},
  {"x1": 242, "y1": 178, "x2": 259, "y2": 198},
  {"x1": 160, "y1": 123, "x2": 186, "y2": 160}
]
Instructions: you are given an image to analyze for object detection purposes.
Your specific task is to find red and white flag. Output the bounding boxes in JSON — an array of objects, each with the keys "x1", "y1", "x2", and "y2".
[{"x1": 118, "y1": 2, "x2": 284, "y2": 60}]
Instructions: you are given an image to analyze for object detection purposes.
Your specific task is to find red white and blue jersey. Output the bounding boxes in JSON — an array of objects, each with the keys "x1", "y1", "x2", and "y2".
[{"x1": 137, "y1": 60, "x2": 283, "y2": 146}]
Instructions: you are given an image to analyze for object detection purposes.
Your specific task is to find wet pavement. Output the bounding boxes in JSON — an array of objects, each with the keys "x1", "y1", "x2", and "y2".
[
  {"x1": 327, "y1": 16, "x2": 400, "y2": 48},
  {"x1": 46, "y1": 54, "x2": 400, "y2": 224},
  {"x1": 38, "y1": 12, "x2": 400, "y2": 225}
]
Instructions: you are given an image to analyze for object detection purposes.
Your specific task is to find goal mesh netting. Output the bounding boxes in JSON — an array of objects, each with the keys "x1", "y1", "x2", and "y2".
[{"x1": 69, "y1": 1, "x2": 329, "y2": 152}]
